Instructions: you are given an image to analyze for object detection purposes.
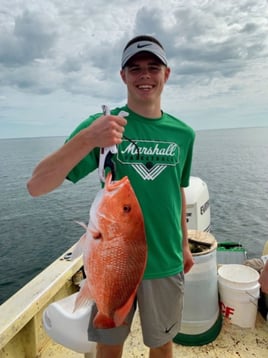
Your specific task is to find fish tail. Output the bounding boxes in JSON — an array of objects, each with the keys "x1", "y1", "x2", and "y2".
[{"x1": 93, "y1": 313, "x2": 116, "y2": 329}]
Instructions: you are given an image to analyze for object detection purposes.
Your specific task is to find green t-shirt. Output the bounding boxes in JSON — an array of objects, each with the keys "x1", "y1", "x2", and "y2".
[{"x1": 66, "y1": 105, "x2": 195, "y2": 279}]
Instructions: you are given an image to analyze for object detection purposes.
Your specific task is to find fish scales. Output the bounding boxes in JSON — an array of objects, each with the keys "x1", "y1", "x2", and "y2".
[{"x1": 89, "y1": 241, "x2": 145, "y2": 306}]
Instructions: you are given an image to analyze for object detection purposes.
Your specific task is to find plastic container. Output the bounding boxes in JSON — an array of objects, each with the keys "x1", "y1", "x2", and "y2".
[
  {"x1": 217, "y1": 242, "x2": 247, "y2": 265},
  {"x1": 43, "y1": 292, "x2": 96, "y2": 353},
  {"x1": 218, "y1": 264, "x2": 260, "y2": 328},
  {"x1": 174, "y1": 231, "x2": 221, "y2": 346}
]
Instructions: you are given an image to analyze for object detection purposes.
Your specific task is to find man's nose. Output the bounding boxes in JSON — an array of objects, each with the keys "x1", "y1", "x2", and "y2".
[{"x1": 139, "y1": 67, "x2": 151, "y2": 76}]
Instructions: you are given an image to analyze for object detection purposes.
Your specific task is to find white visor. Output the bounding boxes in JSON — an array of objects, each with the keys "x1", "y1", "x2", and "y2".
[{"x1": 121, "y1": 41, "x2": 167, "y2": 68}]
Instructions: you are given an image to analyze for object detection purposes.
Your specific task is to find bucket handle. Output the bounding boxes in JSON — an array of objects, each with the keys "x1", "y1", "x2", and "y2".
[{"x1": 246, "y1": 290, "x2": 260, "y2": 306}]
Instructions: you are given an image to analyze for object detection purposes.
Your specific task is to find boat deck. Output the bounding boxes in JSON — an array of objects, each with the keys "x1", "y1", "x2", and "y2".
[
  {"x1": 42, "y1": 311, "x2": 267, "y2": 358},
  {"x1": 1, "y1": 245, "x2": 267, "y2": 358}
]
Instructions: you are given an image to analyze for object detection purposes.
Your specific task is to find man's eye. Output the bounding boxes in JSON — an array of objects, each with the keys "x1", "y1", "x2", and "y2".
[
  {"x1": 128, "y1": 65, "x2": 162, "y2": 73},
  {"x1": 150, "y1": 66, "x2": 161, "y2": 72},
  {"x1": 129, "y1": 67, "x2": 140, "y2": 72}
]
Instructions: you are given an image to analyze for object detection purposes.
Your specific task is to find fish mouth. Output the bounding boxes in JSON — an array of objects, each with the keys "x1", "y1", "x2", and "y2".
[
  {"x1": 89, "y1": 218, "x2": 100, "y2": 235},
  {"x1": 105, "y1": 172, "x2": 129, "y2": 191}
]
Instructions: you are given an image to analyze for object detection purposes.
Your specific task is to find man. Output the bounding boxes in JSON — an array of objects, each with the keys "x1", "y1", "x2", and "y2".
[
  {"x1": 27, "y1": 35, "x2": 195, "y2": 358},
  {"x1": 259, "y1": 261, "x2": 268, "y2": 294}
]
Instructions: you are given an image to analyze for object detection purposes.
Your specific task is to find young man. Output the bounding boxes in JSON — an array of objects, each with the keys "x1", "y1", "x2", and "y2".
[
  {"x1": 27, "y1": 35, "x2": 195, "y2": 358},
  {"x1": 259, "y1": 261, "x2": 268, "y2": 294}
]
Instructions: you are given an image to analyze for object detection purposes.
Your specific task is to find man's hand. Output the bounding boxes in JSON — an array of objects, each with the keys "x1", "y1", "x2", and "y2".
[
  {"x1": 84, "y1": 114, "x2": 127, "y2": 148},
  {"x1": 183, "y1": 245, "x2": 194, "y2": 274}
]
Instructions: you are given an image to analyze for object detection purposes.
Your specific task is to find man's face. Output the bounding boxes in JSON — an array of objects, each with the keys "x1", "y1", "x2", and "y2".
[{"x1": 120, "y1": 53, "x2": 170, "y2": 105}]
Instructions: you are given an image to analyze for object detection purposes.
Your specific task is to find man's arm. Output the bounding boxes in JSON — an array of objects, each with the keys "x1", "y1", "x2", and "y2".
[
  {"x1": 180, "y1": 187, "x2": 194, "y2": 274},
  {"x1": 27, "y1": 115, "x2": 127, "y2": 197}
]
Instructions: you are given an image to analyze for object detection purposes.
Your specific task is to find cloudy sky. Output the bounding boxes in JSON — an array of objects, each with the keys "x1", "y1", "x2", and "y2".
[{"x1": 0, "y1": 0, "x2": 267, "y2": 138}]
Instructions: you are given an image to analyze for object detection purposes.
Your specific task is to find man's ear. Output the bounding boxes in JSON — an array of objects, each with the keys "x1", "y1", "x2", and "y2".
[
  {"x1": 120, "y1": 69, "x2": 127, "y2": 84},
  {"x1": 164, "y1": 67, "x2": 171, "y2": 83}
]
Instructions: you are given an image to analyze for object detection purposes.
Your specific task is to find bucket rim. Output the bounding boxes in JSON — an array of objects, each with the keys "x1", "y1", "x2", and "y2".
[
  {"x1": 188, "y1": 230, "x2": 217, "y2": 256},
  {"x1": 218, "y1": 264, "x2": 260, "y2": 284},
  {"x1": 218, "y1": 281, "x2": 260, "y2": 292}
]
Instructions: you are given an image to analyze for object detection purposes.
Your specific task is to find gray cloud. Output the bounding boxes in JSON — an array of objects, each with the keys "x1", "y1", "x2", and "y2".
[
  {"x1": 133, "y1": 7, "x2": 166, "y2": 36},
  {"x1": 1, "y1": 1, "x2": 266, "y2": 96},
  {"x1": 0, "y1": 10, "x2": 58, "y2": 67},
  {"x1": 0, "y1": 0, "x2": 268, "y2": 138},
  {"x1": 152, "y1": 2, "x2": 268, "y2": 84},
  {"x1": 60, "y1": 57, "x2": 82, "y2": 73}
]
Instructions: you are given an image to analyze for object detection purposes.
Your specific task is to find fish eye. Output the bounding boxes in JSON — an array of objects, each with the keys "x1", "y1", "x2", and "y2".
[{"x1": 123, "y1": 205, "x2": 131, "y2": 213}]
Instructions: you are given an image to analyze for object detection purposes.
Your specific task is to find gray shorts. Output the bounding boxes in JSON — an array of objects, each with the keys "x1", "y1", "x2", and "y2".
[{"x1": 87, "y1": 272, "x2": 184, "y2": 348}]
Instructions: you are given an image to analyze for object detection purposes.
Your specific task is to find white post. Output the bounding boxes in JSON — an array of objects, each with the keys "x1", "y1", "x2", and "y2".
[
  {"x1": 84, "y1": 354, "x2": 94, "y2": 358},
  {"x1": 84, "y1": 343, "x2": 96, "y2": 358}
]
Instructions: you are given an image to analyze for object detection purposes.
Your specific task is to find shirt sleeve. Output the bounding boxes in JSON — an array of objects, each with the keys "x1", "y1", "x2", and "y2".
[{"x1": 65, "y1": 115, "x2": 101, "y2": 183}]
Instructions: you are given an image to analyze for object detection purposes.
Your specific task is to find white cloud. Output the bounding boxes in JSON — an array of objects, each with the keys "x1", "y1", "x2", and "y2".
[{"x1": 0, "y1": 0, "x2": 268, "y2": 138}]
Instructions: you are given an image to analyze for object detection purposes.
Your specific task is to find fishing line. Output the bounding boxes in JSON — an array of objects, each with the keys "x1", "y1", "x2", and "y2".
[{"x1": 123, "y1": 135, "x2": 140, "y2": 159}]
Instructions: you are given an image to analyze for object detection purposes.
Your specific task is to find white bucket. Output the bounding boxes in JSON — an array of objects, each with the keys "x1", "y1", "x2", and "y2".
[
  {"x1": 43, "y1": 292, "x2": 96, "y2": 353},
  {"x1": 181, "y1": 249, "x2": 219, "y2": 334},
  {"x1": 218, "y1": 264, "x2": 260, "y2": 328},
  {"x1": 179, "y1": 231, "x2": 220, "y2": 338}
]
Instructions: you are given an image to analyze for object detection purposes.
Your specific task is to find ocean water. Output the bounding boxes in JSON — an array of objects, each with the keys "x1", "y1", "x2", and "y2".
[{"x1": 0, "y1": 127, "x2": 268, "y2": 304}]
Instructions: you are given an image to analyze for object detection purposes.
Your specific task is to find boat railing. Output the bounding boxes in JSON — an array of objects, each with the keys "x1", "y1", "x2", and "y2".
[{"x1": 0, "y1": 244, "x2": 83, "y2": 357}]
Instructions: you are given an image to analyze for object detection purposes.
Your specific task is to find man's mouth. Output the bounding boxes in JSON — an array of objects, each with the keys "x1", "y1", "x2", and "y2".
[{"x1": 137, "y1": 85, "x2": 153, "y2": 90}]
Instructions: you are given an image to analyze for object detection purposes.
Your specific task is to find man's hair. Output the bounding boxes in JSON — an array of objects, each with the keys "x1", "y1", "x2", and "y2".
[{"x1": 123, "y1": 35, "x2": 164, "y2": 51}]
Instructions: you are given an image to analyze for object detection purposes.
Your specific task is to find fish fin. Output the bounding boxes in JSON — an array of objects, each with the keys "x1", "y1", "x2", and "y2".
[
  {"x1": 75, "y1": 220, "x2": 88, "y2": 231},
  {"x1": 93, "y1": 313, "x2": 116, "y2": 329},
  {"x1": 70, "y1": 233, "x2": 86, "y2": 259},
  {"x1": 73, "y1": 282, "x2": 93, "y2": 311},
  {"x1": 70, "y1": 221, "x2": 90, "y2": 260},
  {"x1": 113, "y1": 292, "x2": 136, "y2": 327},
  {"x1": 78, "y1": 278, "x2": 86, "y2": 289}
]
